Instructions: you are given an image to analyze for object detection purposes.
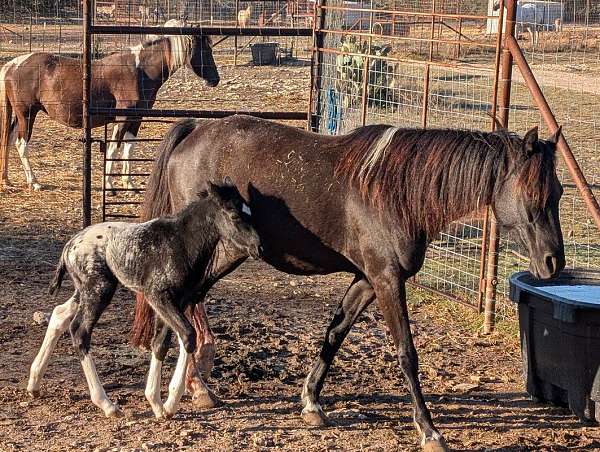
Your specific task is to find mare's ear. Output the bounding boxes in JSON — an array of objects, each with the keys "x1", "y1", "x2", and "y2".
[
  {"x1": 223, "y1": 175, "x2": 234, "y2": 187},
  {"x1": 548, "y1": 125, "x2": 562, "y2": 146},
  {"x1": 524, "y1": 126, "x2": 539, "y2": 157}
]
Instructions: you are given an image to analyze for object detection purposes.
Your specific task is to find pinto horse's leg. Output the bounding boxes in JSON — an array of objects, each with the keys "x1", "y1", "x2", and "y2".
[
  {"x1": 301, "y1": 276, "x2": 375, "y2": 426},
  {"x1": 120, "y1": 122, "x2": 141, "y2": 191},
  {"x1": 373, "y1": 273, "x2": 446, "y2": 452},
  {"x1": 70, "y1": 281, "x2": 120, "y2": 418},
  {"x1": 104, "y1": 123, "x2": 125, "y2": 193},
  {"x1": 28, "y1": 292, "x2": 80, "y2": 397},
  {"x1": 15, "y1": 108, "x2": 41, "y2": 190},
  {"x1": 163, "y1": 334, "x2": 191, "y2": 417},
  {"x1": 145, "y1": 318, "x2": 171, "y2": 419}
]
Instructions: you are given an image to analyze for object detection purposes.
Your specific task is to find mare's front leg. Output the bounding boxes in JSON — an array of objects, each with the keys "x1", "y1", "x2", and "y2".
[
  {"x1": 120, "y1": 121, "x2": 141, "y2": 190},
  {"x1": 70, "y1": 280, "x2": 120, "y2": 418},
  {"x1": 301, "y1": 276, "x2": 375, "y2": 426},
  {"x1": 184, "y1": 241, "x2": 248, "y2": 407},
  {"x1": 28, "y1": 292, "x2": 80, "y2": 396},
  {"x1": 371, "y1": 269, "x2": 446, "y2": 452}
]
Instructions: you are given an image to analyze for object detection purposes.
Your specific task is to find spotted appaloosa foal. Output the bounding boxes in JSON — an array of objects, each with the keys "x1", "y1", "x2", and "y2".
[{"x1": 28, "y1": 179, "x2": 261, "y2": 419}]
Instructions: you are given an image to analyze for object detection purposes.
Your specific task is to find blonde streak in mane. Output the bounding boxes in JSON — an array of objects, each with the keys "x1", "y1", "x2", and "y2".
[
  {"x1": 168, "y1": 35, "x2": 193, "y2": 73},
  {"x1": 358, "y1": 126, "x2": 399, "y2": 182}
]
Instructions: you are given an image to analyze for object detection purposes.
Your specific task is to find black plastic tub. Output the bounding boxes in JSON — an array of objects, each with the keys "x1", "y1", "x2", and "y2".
[
  {"x1": 510, "y1": 270, "x2": 600, "y2": 422},
  {"x1": 250, "y1": 43, "x2": 279, "y2": 65}
]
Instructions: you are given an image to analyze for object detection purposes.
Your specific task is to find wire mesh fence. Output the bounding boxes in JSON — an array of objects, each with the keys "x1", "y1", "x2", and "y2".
[{"x1": 309, "y1": 0, "x2": 600, "y2": 323}]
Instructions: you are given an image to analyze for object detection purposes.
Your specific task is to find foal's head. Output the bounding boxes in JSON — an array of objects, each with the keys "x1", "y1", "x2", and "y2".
[
  {"x1": 492, "y1": 126, "x2": 565, "y2": 280},
  {"x1": 202, "y1": 178, "x2": 261, "y2": 259}
]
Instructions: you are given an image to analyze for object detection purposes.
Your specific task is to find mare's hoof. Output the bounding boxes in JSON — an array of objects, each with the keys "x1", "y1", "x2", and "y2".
[
  {"x1": 301, "y1": 409, "x2": 331, "y2": 427},
  {"x1": 422, "y1": 438, "x2": 448, "y2": 452},
  {"x1": 105, "y1": 405, "x2": 124, "y2": 418},
  {"x1": 192, "y1": 390, "x2": 221, "y2": 409}
]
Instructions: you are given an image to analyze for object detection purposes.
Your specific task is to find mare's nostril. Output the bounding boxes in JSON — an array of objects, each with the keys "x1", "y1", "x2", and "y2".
[{"x1": 545, "y1": 254, "x2": 558, "y2": 276}]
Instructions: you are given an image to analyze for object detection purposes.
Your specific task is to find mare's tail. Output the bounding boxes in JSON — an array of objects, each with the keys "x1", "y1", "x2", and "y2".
[
  {"x1": 0, "y1": 69, "x2": 14, "y2": 184},
  {"x1": 130, "y1": 118, "x2": 199, "y2": 348},
  {"x1": 48, "y1": 250, "x2": 67, "y2": 296}
]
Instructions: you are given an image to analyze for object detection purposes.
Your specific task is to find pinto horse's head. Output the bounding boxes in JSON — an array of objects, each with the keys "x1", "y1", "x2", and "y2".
[
  {"x1": 492, "y1": 126, "x2": 565, "y2": 280},
  {"x1": 189, "y1": 35, "x2": 220, "y2": 87},
  {"x1": 202, "y1": 177, "x2": 262, "y2": 260}
]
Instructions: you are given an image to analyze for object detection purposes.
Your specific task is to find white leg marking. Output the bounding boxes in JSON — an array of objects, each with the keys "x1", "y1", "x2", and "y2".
[
  {"x1": 16, "y1": 137, "x2": 41, "y2": 190},
  {"x1": 121, "y1": 132, "x2": 137, "y2": 190},
  {"x1": 163, "y1": 335, "x2": 190, "y2": 417},
  {"x1": 104, "y1": 124, "x2": 122, "y2": 191},
  {"x1": 28, "y1": 296, "x2": 78, "y2": 396},
  {"x1": 81, "y1": 354, "x2": 121, "y2": 417},
  {"x1": 301, "y1": 378, "x2": 322, "y2": 414},
  {"x1": 145, "y1": 353, "x2": 165, "y2": 418}
]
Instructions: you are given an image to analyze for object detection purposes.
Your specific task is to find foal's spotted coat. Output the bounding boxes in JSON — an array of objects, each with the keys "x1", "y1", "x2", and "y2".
[{"x1": 28, "y1": 181, "x2": 261, "y2": 418}]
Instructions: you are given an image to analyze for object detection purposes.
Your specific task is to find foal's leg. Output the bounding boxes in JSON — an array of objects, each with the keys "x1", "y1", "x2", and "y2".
[
  {"x1": 145, "y1": 295, "x2": 199, "y2": 417},
  {"x1": 372, "y1": 272, "x2": 446, "y2": 451},
  {"x1": 301, "y1": 276, "x2": 375, "y2": 426},
  {"x1": 28, "y1": 292, "x2": 80, "y2": 397},
  {"x1": 70, "y1": 280, "x2": 120, "y2": 417},
  {"x1": 120, "y1": 122, "x2": 141, "y2": 190},
  {"x1": 145, "y1": 318, "x2": 171, "y2": 418}
]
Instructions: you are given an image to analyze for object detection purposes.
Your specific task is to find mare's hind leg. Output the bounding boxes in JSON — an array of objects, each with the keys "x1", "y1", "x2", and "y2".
[
  {"x1": 371, "y1": 272, "x2": 446, "y2": 452},
  {"x1": 301, "y1": 276, "x2": 375, "y2": 426},
  {"x1": 14, "y1": 108, "x2": 41, "y2": 190},
  {"x1": 70, "y1": 279, "x2": 120, "y2": 417},
  {"x1": 28, "y1": 292, "x2": 80, "y2": 397}
]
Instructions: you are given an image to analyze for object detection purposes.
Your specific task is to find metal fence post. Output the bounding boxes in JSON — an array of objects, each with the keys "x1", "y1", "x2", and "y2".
[
  {"x1": 483, "y1": 0, "x2": 517, "y2": 334},
  {"x1": 82, "y1": 0, "x2": 92, "y2": 227}
]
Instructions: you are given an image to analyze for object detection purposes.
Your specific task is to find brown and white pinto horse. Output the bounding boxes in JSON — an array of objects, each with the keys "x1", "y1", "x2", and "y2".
[
  {"x1": 0, "y1": 21, "x2": 218, "y2": 191},
  {"x1": 131, "y1": 116, "x2": 565, "y2": 451}
]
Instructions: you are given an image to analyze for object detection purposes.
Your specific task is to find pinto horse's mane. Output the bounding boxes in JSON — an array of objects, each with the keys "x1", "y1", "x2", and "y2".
[{"x1": 334, "y1": 125, "x2": 556, "y2": 237}]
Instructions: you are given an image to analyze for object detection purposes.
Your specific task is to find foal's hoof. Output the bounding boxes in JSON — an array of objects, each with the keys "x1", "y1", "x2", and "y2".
[
  {"x1": 28, "y1": 389, "x2": 40, "y2": 398},
  {"x1": 105, "y1": 405, "x2": 124, "y2": 418},
  {"x1": 192, "y1": 390, "x2": 221, "y2": 409},
  {"x1": 422, "y1": 438, "x2": 448, "y2": 452},
  {"x1": 301, "y1": 408, "x2": 331, "y2": 427}
]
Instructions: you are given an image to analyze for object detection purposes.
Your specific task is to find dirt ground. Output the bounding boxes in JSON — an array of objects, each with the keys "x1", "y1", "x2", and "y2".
[{"x1": 1, "y1": 58, "x2": 600, "y2": 451}]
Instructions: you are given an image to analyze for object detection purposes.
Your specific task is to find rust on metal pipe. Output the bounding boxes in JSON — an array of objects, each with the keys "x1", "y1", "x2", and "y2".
[
  {"x1": 306, "y1": 0, "x2": 320, "y2": 130},
  {"x1": 89, "y1": 107, "x2": 308, "y2": 120},
  {"x1": 478, "y1": 0, "x2": 505, "y2": 312},
  {"x1": 421, "y1": 0, "x2": 436, "y2": 128},
  {"x1": 507, "y1": 35, "x2": 600, "y2": 232},
  {"x1": 318, "y1": 5, "x2": 496, "y2": 21},
  {"x1": 484, "y1": 0, "x2": 517, "y2": 334},
  {"x1": 90, "y1": 25, "x2": 313, "y2": 36}
]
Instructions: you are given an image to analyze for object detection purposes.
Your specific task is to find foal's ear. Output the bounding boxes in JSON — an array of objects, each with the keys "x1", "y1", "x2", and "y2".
[
  {"x1": 548, "y1": 125, "x2": 562, "y2": 145},
  {"x1": 524, "y1": 126, "x2": 539, "y2": 157},
  {"x1": 206, "y1": 181, "x2": 222, "y2": 201},
  {"x1": 223, "y1": 175, "x2": 234, "y2": 187}
]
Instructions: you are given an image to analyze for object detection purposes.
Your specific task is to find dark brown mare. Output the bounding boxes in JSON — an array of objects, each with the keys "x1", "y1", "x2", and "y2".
[
  {"x1": 131, "y1": 115, "x2": 565, "y2": 451},
  {"x1": 0, "y1": 20, "x2": 218, "y2": 191}
]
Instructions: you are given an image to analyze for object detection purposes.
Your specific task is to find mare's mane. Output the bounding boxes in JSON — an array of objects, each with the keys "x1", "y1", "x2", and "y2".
[{"x1": 334, "y1": 125, "x2": 556, "y2": 237}]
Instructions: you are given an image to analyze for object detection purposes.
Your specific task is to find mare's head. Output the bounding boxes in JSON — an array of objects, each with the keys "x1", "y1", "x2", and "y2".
[
  {"x1": 201, "y1": 177, "x2": 261, "y2": 259},
  {"x1": 492, "y1": 126, "x2": 565, "y2": 280}
]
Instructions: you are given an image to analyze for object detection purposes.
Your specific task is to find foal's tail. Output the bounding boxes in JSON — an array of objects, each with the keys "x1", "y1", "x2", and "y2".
[
  {"x1": 0, "y1": 72, "x2": 14, "y2": 184},
  {"x1": 130, "y1": 118, "x2": 200, "y2": 348},
  {"x1": 48, "y1": 251, "x2": 67, "y2": 296}
]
